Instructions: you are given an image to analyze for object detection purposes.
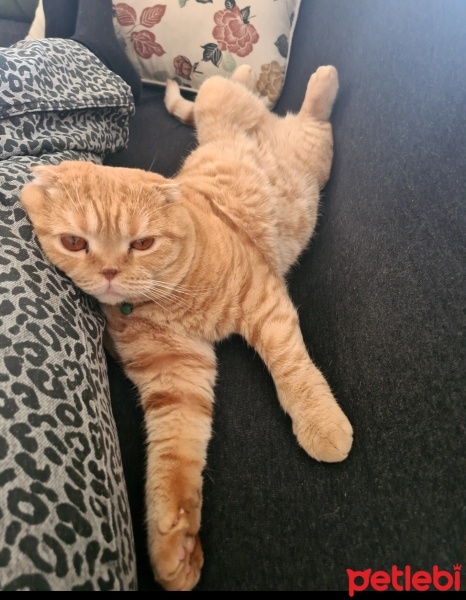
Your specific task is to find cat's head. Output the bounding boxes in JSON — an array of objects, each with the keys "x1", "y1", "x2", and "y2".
[{"x1": 21, "y1": 161, "x2": 195, "y2": 306}]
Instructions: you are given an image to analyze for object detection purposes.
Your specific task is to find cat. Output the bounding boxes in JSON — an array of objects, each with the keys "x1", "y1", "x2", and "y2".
[{"x1": 21, "y1": 65, "x2": 353, "y2": 591}]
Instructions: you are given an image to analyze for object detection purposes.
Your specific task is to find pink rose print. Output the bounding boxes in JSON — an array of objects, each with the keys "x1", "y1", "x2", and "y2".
[
  {"x1": 174, "y1": 55, "x2": 193, "y2": 80},
  {"x1": 213, "y1": 4, "x2": 259, "y2": 58}
]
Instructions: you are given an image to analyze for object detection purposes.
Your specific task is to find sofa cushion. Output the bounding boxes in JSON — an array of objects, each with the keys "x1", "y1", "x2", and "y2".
[
  {"x1": 112, "y1": 0, "x2": 302, "y2": 107},
  {"x1": 0, "y1": 0, "x2": 38, "y2": 23},
  {"x1": 0, "y1": 18, "x2": 31, "y2": 47},
  {"x1": 0, "y1": 38, "x2": 136, "y2": 590}
]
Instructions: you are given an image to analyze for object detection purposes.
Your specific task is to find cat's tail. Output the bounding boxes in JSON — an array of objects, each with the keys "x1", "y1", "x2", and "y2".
[{"x1": 164, "y1": 80, "x2": 195, "y2": 126}]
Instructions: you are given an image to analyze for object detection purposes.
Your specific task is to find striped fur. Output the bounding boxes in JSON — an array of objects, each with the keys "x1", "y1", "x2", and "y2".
[{"x1": 21, "y1": 66, "x2": 352, "y2": 591}]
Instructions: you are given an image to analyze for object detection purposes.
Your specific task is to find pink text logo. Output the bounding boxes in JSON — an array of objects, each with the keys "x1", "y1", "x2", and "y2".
[{"x1": 347, "y1": 564, "x2": 462, "y2": 595}]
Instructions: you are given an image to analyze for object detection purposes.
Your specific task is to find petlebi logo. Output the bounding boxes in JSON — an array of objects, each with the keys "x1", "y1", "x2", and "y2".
[{"x1": 347, "y1": 564, "x2": 462, "y2": 595}]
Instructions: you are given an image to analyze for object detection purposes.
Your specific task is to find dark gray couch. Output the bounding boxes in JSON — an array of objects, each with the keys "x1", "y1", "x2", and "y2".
[{"x1": 2, "y1": 0, "x2": 464, "y2": 591}]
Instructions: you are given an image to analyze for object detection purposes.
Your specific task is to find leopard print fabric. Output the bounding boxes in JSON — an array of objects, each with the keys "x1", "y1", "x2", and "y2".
[{"x1": 0, "y1": 40, "x2": 136, "y2": 590}]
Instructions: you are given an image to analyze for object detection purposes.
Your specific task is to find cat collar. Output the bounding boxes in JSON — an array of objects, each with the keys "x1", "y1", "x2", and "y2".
[{"x1": 120, "y1": 302, "x2": 133, "y2": 316}]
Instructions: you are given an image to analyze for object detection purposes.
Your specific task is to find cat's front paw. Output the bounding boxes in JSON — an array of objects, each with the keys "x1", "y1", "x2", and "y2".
[
  {"x1": 148, "y1": 492, "x2": 203, "y2": 591},
  {"x1": 293, "y1": 395, "x2": 353, "y2": 462}
]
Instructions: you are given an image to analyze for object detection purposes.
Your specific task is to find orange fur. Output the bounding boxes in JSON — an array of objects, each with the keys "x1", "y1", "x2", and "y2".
[{"x1": 21, "y1": 66, "x2": 352, "y2": 591}]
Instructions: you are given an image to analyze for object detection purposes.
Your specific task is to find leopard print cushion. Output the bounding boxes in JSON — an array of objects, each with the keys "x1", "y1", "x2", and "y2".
[{"x1": 0, "y1": 39, "x2": 136, "y2": 591}]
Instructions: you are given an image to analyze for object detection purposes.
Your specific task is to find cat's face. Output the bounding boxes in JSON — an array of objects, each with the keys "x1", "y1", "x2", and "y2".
[{"x1": 21, "y1": 161, "x2": 195, "y2": 306}]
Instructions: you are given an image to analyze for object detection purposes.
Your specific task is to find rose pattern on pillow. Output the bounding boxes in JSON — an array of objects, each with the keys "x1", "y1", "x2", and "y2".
[
  {"x1": 212, "y1": 3, "x2": 259, "y2": 57},
  {"x1": 113, "y1": 0, "x2": 301, "y2": 107}
]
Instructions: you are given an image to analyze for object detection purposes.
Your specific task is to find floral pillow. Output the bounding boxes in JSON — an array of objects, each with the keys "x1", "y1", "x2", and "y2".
[{"x1": 113, "y1": 0, "x2": 302, "y2": 107}]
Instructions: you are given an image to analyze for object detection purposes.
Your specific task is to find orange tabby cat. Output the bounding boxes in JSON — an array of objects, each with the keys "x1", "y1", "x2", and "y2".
[{"x1": 21, "y1": 65, "x2": 353, "y2": 591}]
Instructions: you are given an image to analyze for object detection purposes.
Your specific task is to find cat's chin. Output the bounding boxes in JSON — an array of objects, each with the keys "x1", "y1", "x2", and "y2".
[
  {"x1": 96, "y1": 291, "x2": 126, "y2": 306},
  {"x1": 97, "y1": 289, "x2": 149, "y2": 306},
  {"x1": 99, "y1": 298, "x2": 123, "y2": 306}
]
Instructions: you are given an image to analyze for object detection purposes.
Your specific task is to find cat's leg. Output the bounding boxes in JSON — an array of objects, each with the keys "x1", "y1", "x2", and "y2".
[
  {"x1": 192, "y1": 75, "x2": 270, "y2": 145},
  {"x1": 165, "y1": 65, "x2": 257, "y2": 126},
  {"x1": 300, "y1": 65, "x2": 339, "y2": 122},
  {"x1": 239, "y1": 269, "x2": 353, "y2": 463},
  {"x1": 113, "y1": 327, "x2": 216, "y2": 591},
  {"x1": 294, "y1": 65, "x2": 340, "y2": 189},
  {"x1": 230, "y1": 64, "x2": 257, "y2": 92},
  {"x1": 166, "y1": 63, "x2": 265, "y2": 140},
  {"x1": 164, "y1": 80, "x2": 195, "y2": 126}
]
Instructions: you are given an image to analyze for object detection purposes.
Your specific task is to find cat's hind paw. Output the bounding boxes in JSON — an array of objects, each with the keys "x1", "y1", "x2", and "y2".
[
  {"x1": 231, "y1": 64, "x2": 257, "y2": 92},
  {"x1": 302, "y1": 65, "x2": 339, "y2": 121},
  {"x1": 150, "y1": 500, "x2": 203, "y2": 591},
  {"x1": 164, "y1": 79, "x2": 195, "y2": 126}
]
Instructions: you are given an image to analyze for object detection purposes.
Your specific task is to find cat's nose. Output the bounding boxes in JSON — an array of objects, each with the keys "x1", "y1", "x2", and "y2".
[{"x1": 101, "y1": 268, "x2": 118, "y2": 281}]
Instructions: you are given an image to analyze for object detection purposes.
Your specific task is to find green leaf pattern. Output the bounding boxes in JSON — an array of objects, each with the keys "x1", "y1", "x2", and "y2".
[{"x1": 221, "y1": 52, "x2": 237, "y2": 72}]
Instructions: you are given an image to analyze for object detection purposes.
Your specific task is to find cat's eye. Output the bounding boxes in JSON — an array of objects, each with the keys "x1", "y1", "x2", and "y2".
[
  {"x1": 130, "y1": 238, "x2": 154, "y2": 251},
  {"x1": 61, "y1": 235, "x2": 88, "y2": 252}
]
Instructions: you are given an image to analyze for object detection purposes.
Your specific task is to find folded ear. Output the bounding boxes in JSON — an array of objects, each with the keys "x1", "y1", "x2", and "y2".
[
  {"x1": 158, "y1": 182, "x2": 181, "y2": 202},
  {"x1": 28, "y1": 164, "x2": 61, "y2": 188},
  {"x1": 20, "y1": 166, "x2": 58, "y2": 220},
  {"x1": 142, "y1": 171, "x2": 181, "y2": 202}
]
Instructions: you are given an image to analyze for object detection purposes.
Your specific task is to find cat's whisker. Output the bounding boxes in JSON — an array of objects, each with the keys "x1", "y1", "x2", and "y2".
[
  {"x1": 144, "y1": 284, "x2": 207, "y2": 309},
  {"x1": 147, "y1": 280, "x2": 221, "y2": 295},
  {"x1": 140, "y1": 285, "x2": 199, "y2": 312},
  {"x1": 56, "y1": 179, "x2": 84, "y2": 215},
  {"x1": 129, "y1": 182, "x2": 146, "y2": 219},
  {"x1": 140, "y1": 282, "x2": 229, "y2": 312},
  {"x1": 147, "y1": 287, "x2": 193, "y2": 308},
  {"x1": 68, "y1": 178, "x2": 87, "y2": 213},
  {"x1": 146, "y1": 281, "x2": 198, "y2": 297},
  {"x1": 139, "y1": 289, "x2": 168, "y2": 311},
  {"x1": 147, "y1": 152, "x2": 157, "y2": 173}
]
